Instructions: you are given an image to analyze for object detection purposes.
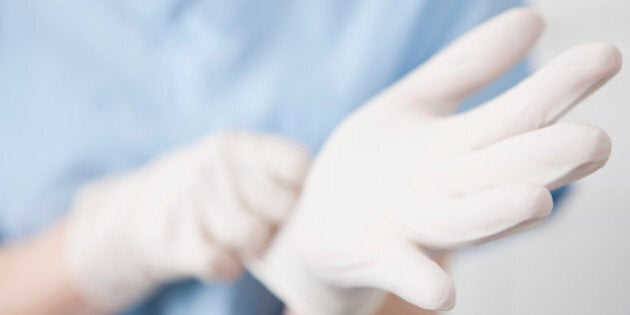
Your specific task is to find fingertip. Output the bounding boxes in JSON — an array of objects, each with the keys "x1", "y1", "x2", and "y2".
[
  {"x1": 423, "y1": 275, "x2": 456, "y2": 311},
  {"x1": 598, "y1": 127, "x2": 613, "y2": 163},
  {"x1": 589, "y1": 42, "x2": 623, "y2": 76},
  {"x1": 561, "y1": 42, "x2": 623, "y2": 81},
  {"x1": 373, "y1": 246, "x2": 457, "y2": 311},
  {"x1": 205, "y1": 252, "x2": 244, "y2": 281},
  {"x1": 260, "y1": 137, "x2": 312, "y2": 187},
  {"x1": 216, "y1": 214, "x2": 273, "y2": 257},
  {"x1": 503, "y1": 7, "x2": 546, "y2": 34},
  {"x1": 189, "y1": 243, "x2": 245, "y2": 281},
  {"x1": 240, "y1": 221, "x2": 274, "y2": 256},
  {"x1": 579, "y1": 124, "x2": 613, "y2": 169},
  {"x1": 517, "y1": 184, "x2": 554, "y2": 220},
  {"x1": 397, "y1": 256, "x2": 456, "y2": 311},
  {"x1": 532, "y1": 123, "x2": 612, "y2": 189},
  {"x1": 403, "y1": 271, "x2": 455, "y2": 311},
  {"x1": 557, "y1": 123, "x2": 612, "y2": 167}
]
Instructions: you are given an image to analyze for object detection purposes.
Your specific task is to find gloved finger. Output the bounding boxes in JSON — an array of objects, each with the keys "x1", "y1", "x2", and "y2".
[
  {"x1": 453, "y1": 42, "x2": 622, "y2": 148},
  {"x1": 166, "y1": 208, "x2": 244, "y2": 280},
  {"x1": 200, "y1": 181, "x2": 274, "y2": 256},
  {"x1": 190, "y1": 244, "x2": 244, "y2": 281},
  {"x1": 399, "y1": 184, "x2": 552, "y2": 250},
  {"x1": 385, "y1": 8, "x2": 543, "y2": 115},
  {"x1": 423, "y1": 123, "x2": 611, "y2": 197},
  {"x1": 263, "y1": 138, "x2": 311, "y2": 190},
  {"x1": 203, "y1": 250, "x2": 243, "y2": 280},
  {"x1": 205, "y1": 133, "x2": 309, "y2": 224},
  {"x1": 230, "y1": 133, "x2": 311, "y2": 224},
  {"x1": 365, "y1": 243, "x2": 455, "y2": 311}
]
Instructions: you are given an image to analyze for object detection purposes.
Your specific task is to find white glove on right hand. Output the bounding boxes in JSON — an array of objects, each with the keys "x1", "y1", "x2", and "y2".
[
  {"x1": 247, "y1": 8, "x2": 621, "y2": 315},
  {"x1": 64, "y1": 132, "x2": 310, "y2": 312}
]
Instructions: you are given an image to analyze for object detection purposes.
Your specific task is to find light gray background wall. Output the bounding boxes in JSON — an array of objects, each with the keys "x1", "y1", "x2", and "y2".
[{"x1": 448, "y1": 1, "x2": 630, "y2": 314}]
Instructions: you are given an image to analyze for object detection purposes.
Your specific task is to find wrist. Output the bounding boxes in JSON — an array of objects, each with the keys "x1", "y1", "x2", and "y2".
[{"x1": 63, "y1": 180, "x2": 159, "y2": 312}]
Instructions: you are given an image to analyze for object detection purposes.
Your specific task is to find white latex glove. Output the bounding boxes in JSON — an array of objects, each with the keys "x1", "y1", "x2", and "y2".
[
  {"x1": 64, "y1": 132, "x2": 311, "y2": 311},
  {"x1": 247, "y1": 8, "x2": 622, "y2": 315}
]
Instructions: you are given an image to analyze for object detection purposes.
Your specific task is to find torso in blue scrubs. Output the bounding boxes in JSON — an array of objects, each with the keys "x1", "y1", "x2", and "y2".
[{"x1": 0, "y1": 1, "x2": 532, "y2": 314}]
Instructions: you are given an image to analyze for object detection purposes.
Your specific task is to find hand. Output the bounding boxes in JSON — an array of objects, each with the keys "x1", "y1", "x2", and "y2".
[
  {"x1": 63, "y1": 132, "x2": 311, "y2": 311},
  {"x1": 247, "y1": 8, "x2": 621, "y2": 315}
]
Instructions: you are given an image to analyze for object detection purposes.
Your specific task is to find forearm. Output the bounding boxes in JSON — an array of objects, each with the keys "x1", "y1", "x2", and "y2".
[{"x1": 0, "y1": 220, "x2": 96, "y2": 315}]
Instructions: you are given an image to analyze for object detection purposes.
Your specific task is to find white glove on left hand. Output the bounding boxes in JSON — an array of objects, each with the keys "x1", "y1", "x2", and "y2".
[{"x1": 63, "y1": 132, "x2": 310, "y2": 312}]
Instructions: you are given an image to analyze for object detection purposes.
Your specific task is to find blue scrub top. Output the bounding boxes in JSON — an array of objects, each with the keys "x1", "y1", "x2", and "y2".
[{"x1": 0, "y1": 1, "x2": 552, "y2": 314}]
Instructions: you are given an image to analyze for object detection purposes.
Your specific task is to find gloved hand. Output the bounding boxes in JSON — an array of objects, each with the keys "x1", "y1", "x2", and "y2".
[
  {"x1": 63, "y1": 132, "x2": 311, "y2": 311},
  {"x1": 247, "y1": 8, "x2": 621, "y2": 315}
]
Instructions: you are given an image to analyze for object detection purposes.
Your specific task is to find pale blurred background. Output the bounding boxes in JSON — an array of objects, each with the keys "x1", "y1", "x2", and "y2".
[{"x1": 449, "y1": 1, "x2": 630, "y2": 314}]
